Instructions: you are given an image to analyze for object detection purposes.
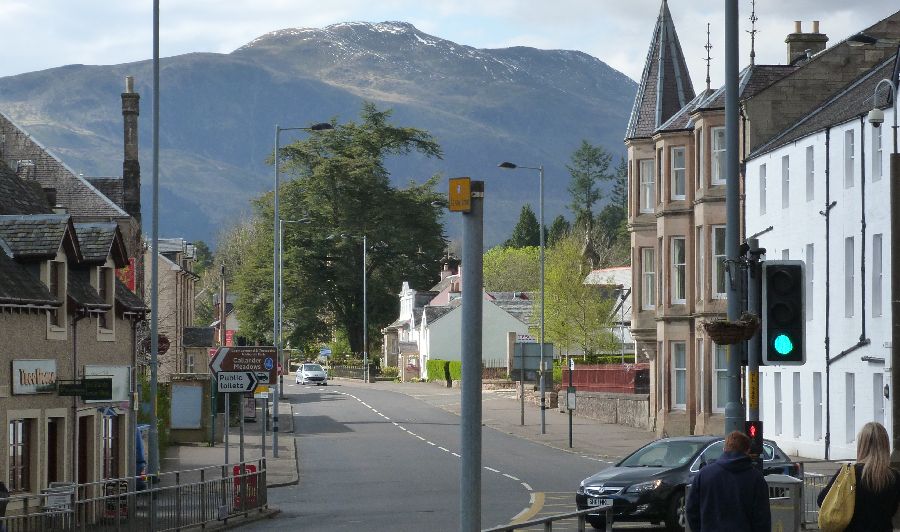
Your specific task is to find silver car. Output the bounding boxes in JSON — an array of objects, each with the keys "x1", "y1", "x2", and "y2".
[{"x1": 296, "y1": 363, "x2": 328, "y2": 385}]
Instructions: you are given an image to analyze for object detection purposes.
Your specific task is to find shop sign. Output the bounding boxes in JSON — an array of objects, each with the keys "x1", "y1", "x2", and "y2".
[
  {"x1": 84, "y1": 366, "x2": 130, "y2": 403},
  {"x1": 12, "y1": 359, "x2": 58, "y2": 395}
]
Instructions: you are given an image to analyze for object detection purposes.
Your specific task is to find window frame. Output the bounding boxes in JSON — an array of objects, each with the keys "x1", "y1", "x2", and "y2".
[
  {"x1": 805, "y1": 146, "x2": 815, "y2": 202},
  {"x1": 671, "y1": 341, "x2": 687, "y2": 410},
  {"x1": 671, "y1": 237, "x2": 686, "y2": 304},
  {"x1": 713, "y1": 344, "x2": 727, "y2": 413},
  {"x1": 873, "y1": 233, "x2": 883, "y2": 318},
  {"x1": 712, "y1": 226, "x2": 727, "y2": 299},
  {"x1": 806, "y1": 244, "x2": 814, "y2": 321},
  {"x1": 670, "y1": 146, "x2": 686, "y2": 200},
  {"x1": 845, "y1": 236, "x2": 855, "y2": 318},
  {"x1": 781, "y1": 155, "x2": 790, "y2": 208},
  {"x1": 8, "y1": 419, "x2": 30, "y2": 493},
  {"x1": 873, "y1": 125, "x2": 883, "y2": 182},
  {"x1": 711, "y1": 127, "x2": 726, "y2": 185},
  {"x1": 641, "y1": 247, "x2": 656, "y2": 310},
  {"x1": 844, "y1": 129, "x2": 855, "y2": 189},
  {"x1": 102, "y1": 416, "x2": 119, "y2": 480},
  {"x1": 639, "y1": 159, "x2": 655, "y2": 213},
  {"x1": 759, "y1": 163, "x2": 767, "y2": 215}
]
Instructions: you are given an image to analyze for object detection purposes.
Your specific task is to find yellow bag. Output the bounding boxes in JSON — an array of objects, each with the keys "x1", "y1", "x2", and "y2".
[{"x1": 818, "y1": 463, "x2": 856, "y2": 532}]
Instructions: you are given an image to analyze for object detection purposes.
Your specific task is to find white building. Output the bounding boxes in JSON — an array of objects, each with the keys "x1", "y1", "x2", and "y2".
[
  {"x1": 584, "y1": 266, "x2": 635, "y2": 358},
  {"x1": 744, "y1": 55, "x2": 898, "y2": 458}
]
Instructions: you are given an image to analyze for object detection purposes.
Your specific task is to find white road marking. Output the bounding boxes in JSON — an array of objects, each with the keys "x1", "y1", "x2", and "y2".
[
  {"x1": 521, "y1": 482, "x2": 532, "y2": 491},
  {"x1": 416, "y1": 436, "x2": 426, "y2": 441},
  {"x1": 485, "y1": 467, "x2": 500, "y2": 473},
  {"x1": 451, "y1": 452, "x2": 460, "y2": 457},
  {"x1": 439, "y1": 447, "x2": 450, "y2": 452},
  {"x1": 427, "y1": 442, "x2": 436, "y2": 446},
  {"x1": 392, "y1": 422, "x2": 399, "y2": 426},
  {"x1": 503, "y1": 474, "x2": 520, "y2": 481}
]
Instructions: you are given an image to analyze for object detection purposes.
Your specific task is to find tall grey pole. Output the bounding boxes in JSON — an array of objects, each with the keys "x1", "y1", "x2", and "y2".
[
  {"x1": 891, "y1": 152, "x2": 900, "y2": 464},
  {"x1": 460, "y1": 181, "x2": 484, "y2": 532},
  {"x1": 148, "y1": 0, "x2": 160, "y2": 477},
  {"x1": 724, "y1": 0, "x2": 744, "y2": 434},
  {"x1": 363, "y1": 235, "x2": 368, "y2": 382},
  {"x1": 538, "y1": 165, "x2": 546, "y2": 434},
  {"x1": 279, "y1": 218, "x2": 284, "y2": 389},
  {"x1": 747, "y1": 239, "x2": 762, "y2": 423},
  {"x1": 273, "y1": 125, "x2": 282, "y2": 457}
]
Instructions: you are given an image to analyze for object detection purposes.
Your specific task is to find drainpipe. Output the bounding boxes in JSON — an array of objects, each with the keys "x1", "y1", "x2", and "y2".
[
  {"x1": 72, "y1": 310, "x2": 87, "y2": 482},
  {"x1": 821, "y1": 128, "x2": 834, "y2": 459}
]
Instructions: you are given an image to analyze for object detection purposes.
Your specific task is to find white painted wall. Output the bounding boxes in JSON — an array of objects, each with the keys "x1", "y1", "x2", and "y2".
[{"x1": 745, "y1": 115, "x2": 893, "y2": 459}]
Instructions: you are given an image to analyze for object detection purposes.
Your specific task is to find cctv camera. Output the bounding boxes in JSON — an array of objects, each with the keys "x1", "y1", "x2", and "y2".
[{"x1": 868, "y1": 108, "x2": 885, "y2": 128}]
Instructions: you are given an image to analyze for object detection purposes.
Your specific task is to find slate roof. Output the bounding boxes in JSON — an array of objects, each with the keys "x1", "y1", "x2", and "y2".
[
  {"x1": 183, "y1": 327, "x2": 215, "y2": 347},
  {"x1": 625, "y1": 0, "x2": 695, "y2": 140},
  {"x1": 491, "y1": 298, "x2": 533, "y2": 325},
  {"x1": 423, "y1": 305, "x2": 456, "y2": 325},
  {"x1": 694, "y1": 64, "x2": 798, "y2": 112},
  {"x1": 0, "y1": 250, "x2": 60, "y2": 307},
  {"x1": 74, "y1": 223, "x2": 119, "y2": 263},
  {"x1": 115, "y1": 278, "x2": 148, "y2": 314},
  {"x1": 751, "y1": 55, "x2": 898, "y2": 158},
  {"x1": 86, "y1": 178, "x2": 124, "y2": 208},
  {"x1": 67, "y1": 268, "x2": 109, "y2": 310},
  {"x1": 0, "y1": 214, "x2": 79, "y2": 260},
  {"x1": 657, "y1": 89, "x2": 714, "y2": 132},
  {"x1": 0, "y1": 162, "x2": 52, "y2": 215}
]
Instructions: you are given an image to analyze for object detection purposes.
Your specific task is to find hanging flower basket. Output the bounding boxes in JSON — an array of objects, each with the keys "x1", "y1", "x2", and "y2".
[{"x1": 702, "y1": 312, "x2": 760, "y2": 345}]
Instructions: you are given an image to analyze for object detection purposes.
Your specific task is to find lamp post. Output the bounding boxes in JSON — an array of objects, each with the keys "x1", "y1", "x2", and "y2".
[
  {"x1": 498, "y1": 161, "x2": 547, "y2": 434},
  {"x1": 869, "y1": 76, "x2": 900, "y2": 462},
  {"x1": 326, "y1": 233, "x2": 375, "y2": 382},
  {"x1": 273, "y1": 122, "x2": 331, "y2": 458}
]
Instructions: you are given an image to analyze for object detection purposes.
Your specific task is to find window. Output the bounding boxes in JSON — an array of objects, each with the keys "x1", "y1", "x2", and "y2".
[
  {"x1": 714, "y1": 344, "x2": 727, "y2": 412},
  {"x1": 696, "y1": 226, "x2": 704, "y2": 301},
  {"x1": 873, "y1": 125, "x2": 883, "y2": 182},
  {"x1": 640, "y1": 159, "x2": 655, "y2": 212},
  {"x1": 98, "y1": 267, "x2": 110, "y2": 330},
  {"x1": 844, "y1": 130, "x2": 855, "y2": 189},
  {"x1": 873, "y1": 234, "x2": 883, "y2": 317},
  {"x1": 845, "y1": 237, "x2": 854, "y2": 318},
  {"x1": 781, "y1": 155, "x2": 790, "y2": 208},
  {"x1": 672, "y1": 237, "x2": 686, "y2": 304},
  {"x1": 711, "y1": 127, "x2": 726, "y2": 184},
  {"x1": 759, "y1": 164, "x2": 767, "y2": 215},
  {"x1": 672, "y1": 342, "x2": 686, "y2": 409},
  {"x1": 806, "y1": 244, "x2": 814, "y2": 321},
  {"x1": 697, "y1": 339, "x2": 705, "y2": 412},
  {"x1": 813, "y1": 372, "x2": 823, "y2": 441},
  {"x1": 102, "y1": 416, "x2": 119, "y2": 479},
  {"x1": 186, "y1": 353, "x2": 195, "y2": 373},
  {"x1": 793, "y1": 372, "x2": 801, "y2": 438},
  {"x1": 657, "y1": 148, "x2": 663, "y2": 204},
  {"x1": 805, "y1": 146, "x2": 815, "y2": 202},
  {"x1": 846, "y1": 373, "x2": 856, "y2": 443},
  {"x1": 774, "y1": 373, "x2": 783, "y2": 435},
  {"x1": 874, "y1": 373, "x2": 885, "y2": 426},
  {"x1": 781, "y1": 249, "x2": 790, "y2": 260},
  {"x1": 49, "y1": 261, "x2": 63, "y2": 327},
  {"x1": 697, "y1": 128, "x2": 704, "y2": 189},
  {"x1": 671, "y1": 146, "x2": 686, "y2": 200},
  {"x1": 712, "y1": 226, "x2": 726, "y2": 298},
  {"x1": 641, "y1": 248, "x2": 656, "y2": 310},
  {"x1": 8, "y1": 419, "x2": 29, "y2": 492}
]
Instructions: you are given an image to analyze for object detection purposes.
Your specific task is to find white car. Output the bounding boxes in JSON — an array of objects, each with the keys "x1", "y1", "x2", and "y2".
[{"x1": 296, "y1": 363, "x2": 328, "y2": 385}]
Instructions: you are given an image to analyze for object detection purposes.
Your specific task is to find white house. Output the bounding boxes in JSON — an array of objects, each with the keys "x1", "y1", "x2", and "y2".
[
  {"x1": 584, "y1": 266, "x2": 635, "y2": 358},
  {"x1": 744, "y1": 55, "x2": 898, "y2": 458},
  {"x1": 418, "y1": 294, "x2": 531, "y2": 380}
]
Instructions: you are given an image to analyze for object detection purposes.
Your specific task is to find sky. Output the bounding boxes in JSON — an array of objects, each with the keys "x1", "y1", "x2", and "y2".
[{"x1": 0, "y1": 1, "x2": 896, "y2": 89}]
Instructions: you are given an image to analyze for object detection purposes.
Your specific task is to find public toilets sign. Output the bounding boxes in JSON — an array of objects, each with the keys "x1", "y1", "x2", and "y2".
[{"x1": 209, "y1": 346, "x2": 277, "y2": 391}]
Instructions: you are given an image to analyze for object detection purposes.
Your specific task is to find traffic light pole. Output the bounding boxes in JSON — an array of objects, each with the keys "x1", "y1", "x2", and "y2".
[{"x1": 746, "y1": 239, "x2": 763, "y2": 423}]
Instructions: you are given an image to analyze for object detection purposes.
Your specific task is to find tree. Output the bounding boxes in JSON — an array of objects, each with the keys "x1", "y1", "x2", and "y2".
[
  {"x1": 234, "y1": 103, "x2": 447, "y2": 356},
  {"x1": 566, "y1": 140, "x2": 612, "y2": 231},
  {"x1": 483, "y1": 246, "x2": 539, "y2": 292},
  {"x1": 547, "y1": 215, "x2": 571, "y2": 247},
  {"x1": 539, "y1": 235, "x2": 618, "y2": 358},
  {"x1": 192, "y1": 240, "x2": 213, "y2": 275},
  {"x1": 505, "y1": 204, "x2": 540, "y2": 248},
  {"x1": 611, "y1": 156, "x2": 627, "y2": 211}
]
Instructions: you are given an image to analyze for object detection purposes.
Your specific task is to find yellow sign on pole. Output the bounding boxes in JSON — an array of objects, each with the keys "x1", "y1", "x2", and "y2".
[
  {"x1": 748, "y1": 371, "x2": 759, "y2": 409},
  {"x1": 254, "y1": 385, "x2": 269, "y2": 398},
  {"x1": 448, "y1": 177, "x2": 472, "y2": 212}
]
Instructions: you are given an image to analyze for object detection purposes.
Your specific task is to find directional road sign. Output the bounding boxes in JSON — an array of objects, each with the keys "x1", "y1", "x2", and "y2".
[
  {"x1": 217, "y1": 371, "x2": 258, "y2": 393},
  {"x1": 209, "y1": 346, "x2": 278, "y2": 383}
]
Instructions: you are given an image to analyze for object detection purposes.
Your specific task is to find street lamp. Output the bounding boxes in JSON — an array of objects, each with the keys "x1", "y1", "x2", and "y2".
[
  {"x1": 273, "y1": 122, "x2": 331, "y2": 458},
  {"x1": 498, "y1": 161, "x2": 547, "y2": 434},
  {"x1": 868, "y1": 77, "x2": 900, "y2": 463}
]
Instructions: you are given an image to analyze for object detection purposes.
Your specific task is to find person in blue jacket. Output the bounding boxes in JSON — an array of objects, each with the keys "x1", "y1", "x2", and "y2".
[{"x1": 685, "y1": 430, "x2": 771, "y2": 532}]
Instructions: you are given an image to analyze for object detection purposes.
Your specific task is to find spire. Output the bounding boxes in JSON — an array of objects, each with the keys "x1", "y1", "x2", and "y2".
[
  {"x1": 704, "y1": 23, "x2": 713, "y2": 91},
  {"x1": 748, "y1": 0, "x2": 759, "y2": 66},
  {"x1": 625, "y1": 0, "x2": 696, "y2": 140}
]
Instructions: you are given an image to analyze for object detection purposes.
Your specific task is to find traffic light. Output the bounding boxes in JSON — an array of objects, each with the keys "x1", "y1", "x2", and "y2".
[
  {"x1": 745, "y1": 420, "x2": 764, "y2": 455},
  {"x1": 762, "y1": 261, "x2": 805, "y2": 365}
]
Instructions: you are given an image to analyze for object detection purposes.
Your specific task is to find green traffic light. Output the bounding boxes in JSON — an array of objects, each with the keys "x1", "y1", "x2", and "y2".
[{"x1": 774, "y1": 334, "x2": 794, "y2": 355}]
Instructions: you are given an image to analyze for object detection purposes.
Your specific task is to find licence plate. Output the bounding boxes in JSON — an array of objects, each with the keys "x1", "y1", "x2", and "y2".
[{"x1": 588, "y1": 498, "x2": 612, "y2": 509}]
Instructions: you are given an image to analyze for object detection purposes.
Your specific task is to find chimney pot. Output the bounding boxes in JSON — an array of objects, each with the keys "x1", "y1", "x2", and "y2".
[
  {"x1": 812, "y1": 21, "x2": 820, "y2": 33},
  {"x1": 794, "y1": 21, "x2": 802, "y2": 33},
  {"x1": 125, "y1": 75, "x2": 134, "y2": 93}
]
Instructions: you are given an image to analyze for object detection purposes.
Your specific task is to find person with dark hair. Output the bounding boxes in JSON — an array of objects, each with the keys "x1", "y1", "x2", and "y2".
[
  {"x1": 685, "y1": 431, "x2": 770, "y2": 531},
  {"x1": 817, "y1": 421, "x2": 900, "y2": 531}
]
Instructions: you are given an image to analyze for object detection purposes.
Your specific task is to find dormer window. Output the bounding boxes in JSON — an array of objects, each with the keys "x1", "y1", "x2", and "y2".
[
  {"x1": 46, "y1": 256, "x2": 67, "y2": 340},
  {"x1": 98, "y1": 267, "x2": 110, "y2": 329},
  {"x1": 97, "y1": 264, "x2": 115, "y2": 339}
]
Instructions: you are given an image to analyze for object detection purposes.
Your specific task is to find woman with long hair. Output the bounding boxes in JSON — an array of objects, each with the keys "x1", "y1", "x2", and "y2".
[{"x1": 818, "y1": 421, "x2": 900, "y2": 531}]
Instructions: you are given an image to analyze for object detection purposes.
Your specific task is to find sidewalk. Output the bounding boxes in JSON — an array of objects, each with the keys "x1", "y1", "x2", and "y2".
[
  {"x1": 162, "y1": 400, "x2": 299, "y2": 487},
  {"x1": 352, "y1": 379, "x2": 658, "y2": 461}
]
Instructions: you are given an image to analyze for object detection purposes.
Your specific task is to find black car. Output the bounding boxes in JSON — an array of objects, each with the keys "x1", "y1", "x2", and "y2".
[{"x1": 575, "y1": 436, "x2": 799, "y2": 531}]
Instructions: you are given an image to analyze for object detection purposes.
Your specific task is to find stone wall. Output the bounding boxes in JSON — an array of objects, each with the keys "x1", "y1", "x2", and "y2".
[{"x1": 566, "y1": 391, "x2": 651, "y2": 430}]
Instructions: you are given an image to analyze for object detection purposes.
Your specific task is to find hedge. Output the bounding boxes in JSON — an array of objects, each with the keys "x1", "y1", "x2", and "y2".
[
  {"x1": 426, "y1": 359, "x2": 451, "y2": 383},
  {"x1": 448, "y1": 361, "x2": 463, "y2": 382}
]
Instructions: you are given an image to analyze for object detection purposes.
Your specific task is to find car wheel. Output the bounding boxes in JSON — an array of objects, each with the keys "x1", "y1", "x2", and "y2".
[
  {"x1": 665, "y1": 490, "x2": 686, "y2": 532},
  {"x1": 586, "y1": 516, "x2": 606, "y2": 530},
  {"x1": 323, "y1": 382, "x2": 328, "y2": 386}
]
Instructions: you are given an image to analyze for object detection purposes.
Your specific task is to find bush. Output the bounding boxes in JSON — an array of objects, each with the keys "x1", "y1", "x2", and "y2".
[
  {"x1": 448, "y1": 361, "x2": 463, "y2": 382},
  {"x1": 381, "y1": 366, "x2": 399, "y2": 379},
  {"x1": 426, "y1": 359, "x2": 451, "y2": 383}
]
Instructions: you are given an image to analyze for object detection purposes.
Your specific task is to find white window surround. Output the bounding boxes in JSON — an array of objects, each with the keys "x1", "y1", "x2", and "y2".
[
  {"x1": 712, "y1": 226, "x2": 726, "y2": 298},
  {"x1": 696, "y1": 226, "x2": 704, "y2": 302},
  {"x1": 641, "y1": 248, "x2": 656, "y2": 310},
  {"x1": 846, "y1": 373, "x2": 856, "y2": 443},
  {"x1": 698, "y1": 128, "x2": 705, "y2": 188},
  {"x1": 759, "y1": 164, "x2": 767, "y2": 215},
  {"x1": 711, "y1": 127, "x2": 726, "y2": 185},
  {"x1": 873, "y1": 234, "x2": 883, "y2": 318},
  {"x1": 671, "y1": 146, "x2": 686, "y2": 200},
  {"x1": 806, "y1": 244, "x2": 814, "y2": 321},
  {"x1": 672, "y1": 237, "x2": 686, "y2": 304},
  {"x1": 713, "y1": 344, "x2": 727, "y2": 413},
  {"x1": 774, "y1": 372, "x2": 783, "y2": 435},
  {"x1": 96, "y1": 261, "x2": 116, "y2": 341},
  {"x1": 45, "y1": 250, "x2": 67, "y2": 341},
  {"x1": 672, "y1": 342, "x2": 687, "y2": 409},
  {"x1": 805, "y1": 146, "x2": 815, "y2": 202},
  {"x1": 813, "y1": 372, "x2": 823, "y2": 441},
  {"x1": 874, "y1": 373, "x2": 885, "y2": 426},
  {"x1": 781, "y1": 155, "x2": 790, "y2": 209},
  {"x1": 873, "y1": 126, "x2": 883, "y2": 182},
  {"x1": 640, "y1": 159, "x2": 655, "y2": 213},
  {"x1": 845, "y1": 237, "x2": 855, "y2": 318},
  {"x1": 844, "y1": 130, "x2": 855, "y2": 189}
]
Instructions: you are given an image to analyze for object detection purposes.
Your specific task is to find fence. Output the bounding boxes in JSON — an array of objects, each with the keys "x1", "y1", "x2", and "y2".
[
  {"x1": 562, "y1": 364, "x2": 650, "y2": 394},
  {"x1": 483, "y1": 506, "x2": 613, "y2": 532},
  {"x1": 0, "y1": 460, "x2": 266, "y2": 531},
  {"x1": 797, "y1": 460, "x2": 843, "y2": 530}
]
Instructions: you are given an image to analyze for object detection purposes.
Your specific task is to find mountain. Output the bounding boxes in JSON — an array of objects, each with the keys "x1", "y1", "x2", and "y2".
[{"x1": 0, "y1": 21, "x2": 636, "y2": 246}]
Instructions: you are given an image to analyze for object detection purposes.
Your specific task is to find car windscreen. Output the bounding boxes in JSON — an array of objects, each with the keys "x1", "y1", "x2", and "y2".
[
  {"x1": 619, "y1": 440, "x2": 706, "y2": 468},
  {"x1": 303, "y1": 364, "x2": 324, "y2": 372}
]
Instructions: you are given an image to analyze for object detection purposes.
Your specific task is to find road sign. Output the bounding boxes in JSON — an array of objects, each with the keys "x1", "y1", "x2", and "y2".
[
  {"x1": 448, "y1": 177, "x2": 472, "y2": 212},
  {"x1": 255, "y1": 372, "x2": 270, "y2": 384},
  {"x1": 217, "y1": 372, "x2": 258, "y2": 393},
  {"x1": 210, "y1": 346, "x2": 277, "y2": 383}
]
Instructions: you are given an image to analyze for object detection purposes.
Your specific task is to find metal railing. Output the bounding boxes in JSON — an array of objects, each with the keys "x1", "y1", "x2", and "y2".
[
  {"x1": 482, "y1": 507, "x2": 613, "y2": 532},
  {"x1": 797, "y1": 460, "x2": 843, "y2": 530},
  {"x1": 0, "y1": 460, "x2": 266, "y2": 531}
]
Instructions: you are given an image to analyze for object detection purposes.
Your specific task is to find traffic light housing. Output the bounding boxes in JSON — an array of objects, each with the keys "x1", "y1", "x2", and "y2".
[
  {"x1": 745, "y1": 420, "x2": 764, "y2": 456},
  {"x1": 762, "y1": 261, "x2": 805, "y2": 365}
]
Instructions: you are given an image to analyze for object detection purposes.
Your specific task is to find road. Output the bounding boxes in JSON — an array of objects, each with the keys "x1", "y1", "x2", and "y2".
[{"x1": 245, "y1": 380, "x2": 662, "y2": 531}]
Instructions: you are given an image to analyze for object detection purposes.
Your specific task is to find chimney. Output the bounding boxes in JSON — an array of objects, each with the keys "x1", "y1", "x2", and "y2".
[
  {"x1": 785, "y1": 20, "x2": 828, "y2": 64},
  {"x1": 122, "y1": 75, "x2": 141, "y2": 222}
]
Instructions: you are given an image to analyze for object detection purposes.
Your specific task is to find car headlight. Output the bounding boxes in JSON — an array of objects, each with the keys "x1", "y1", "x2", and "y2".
[
  {"x1": 626, "y1": 479, "x2": 663, "y2": 493},
  {"x1": 577, "y1": 480, "x2": 586, "y2": 495}
]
